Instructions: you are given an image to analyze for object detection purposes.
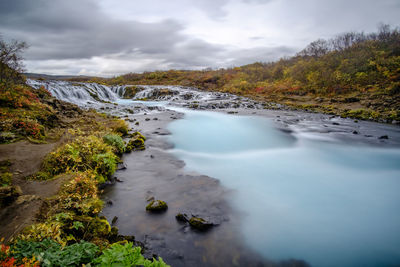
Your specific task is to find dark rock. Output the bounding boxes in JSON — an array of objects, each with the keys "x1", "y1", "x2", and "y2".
[
  {"x1": 175, "y1": 213, "x2": 190, "y2": 223},
  {"x1": 153, "y1": 118, "x2": 158, "y2": 120},
  {"x1": 106, "y1": 200, "x2": 113, "y2": 205},
  {"x1": 352, "y1": 131, "x2": 359, "y2": 134},
  {"x1": 112, "y1": 216, "x2": 118, "y2": 225},
  {"x1": 189, "y1": 217, "x2": 213, "y2": 231},
  {"x1": 332, "y1": 122, "x2": 340, "y2": 125},
  {"x1": 145, "y1": 118, "x2": 150, "y2": 121},
  {"x1": 146, "y1": 200, "x2": 168, "y2": 212},
  {"x1": 378, "y1": 135, "x2": 389, "y2": 139},
  {"x1": 117, "y1": 162, "x2": 127, "y2": 170},
  {"x1": 135, "y1": 122, "x2": 139, "y2": 125}
]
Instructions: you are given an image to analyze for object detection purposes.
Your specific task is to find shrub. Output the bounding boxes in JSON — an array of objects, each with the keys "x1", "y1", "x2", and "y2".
[
  {"x1": 12, "y1": 239, "x2": 99, "y2": 267},
  {"x1": 93, "y1": 242, "x2": 170, "y2": 267},
  {"x1": 42, "y1": 135, "x2": 118, "y2": 183},
  {"x1": 110, "y1": 119, "x2": 129, "y2": 136},
  {"x1": 58, "y1": 172, "x2": 103, "y2": 216},
  {"x1": 103, "y1": 134, "x2": 125, "y2": 154},
  {"x1": 18, "y1": 221, "x2": 65, "y2": 246}
]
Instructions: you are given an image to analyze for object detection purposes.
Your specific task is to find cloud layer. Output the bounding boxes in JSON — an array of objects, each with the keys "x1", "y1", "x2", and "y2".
[{"x1": 1, "y1": 0, "x2": 399, "y2": 76}]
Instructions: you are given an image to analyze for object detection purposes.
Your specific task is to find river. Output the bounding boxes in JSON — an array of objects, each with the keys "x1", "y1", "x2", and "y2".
[{"x1": 29, "y1": 79, "x2": 400, "y2": 266}]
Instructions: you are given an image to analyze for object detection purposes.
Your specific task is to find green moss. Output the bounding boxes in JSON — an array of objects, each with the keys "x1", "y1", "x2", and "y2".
[
  {"x1": 125, "y1": 131, "x2": 146, "y2": 152},
  {"x1": 88, "y1": 217, "x2": 111, "y2": 238},
  {"x1": 341, "y1": 108, "x2": 381, "y2": 120},
  {"x1": 42, "y1": 135, "x2": 118, "y2": 182},
  {"x1": 0, "y1": 159, "x2": 12, "y2": 186},
  {"x1": 123, "y1": 86, "x2": 142, "y2": 99},
  {"x1": 188, "y1": 217, "x2": 212, "y2": 231},
  {"x1": 145, "y1": 200, "x2": 168, "y2": 212},
  {"x1": 0, "y1": 172, "x2": 12, "y2": 186}
]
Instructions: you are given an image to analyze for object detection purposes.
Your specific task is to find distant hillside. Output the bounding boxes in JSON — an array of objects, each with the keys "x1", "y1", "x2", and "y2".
[
  {"x1": 72, "y1": 25, "x2": 400, "y2": 122},
  {"x1": 24, "y1": 73, "x2": 94, "y2": 80}
]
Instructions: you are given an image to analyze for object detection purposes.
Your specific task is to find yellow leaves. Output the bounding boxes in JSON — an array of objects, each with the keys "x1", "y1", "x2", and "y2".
[{"x1": 19, "y1": 222, "x2": 66, "y2": 247}]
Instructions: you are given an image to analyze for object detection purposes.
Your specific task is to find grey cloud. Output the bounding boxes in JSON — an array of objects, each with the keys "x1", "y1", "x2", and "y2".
[
  {"x1": 3, "y1": 0, "x2": 291, "y2": 74},
  {"x1": 0, "y1": 0, "x2": 186, "y2": 60},
  {"x1": 249, "y1": 36, "x2": 265, "y2": 40},
  {"x1": 225, "y1": 46, "x2": 296, "y2": 66},
  {"x1": 241, "y1": 0, "x2": 274, "y2": 4}
]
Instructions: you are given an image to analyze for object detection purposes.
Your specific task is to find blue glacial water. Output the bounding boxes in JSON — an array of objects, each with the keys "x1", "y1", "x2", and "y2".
[{"x1": 167, "y1": 110, "x2": 400, "y2": 267}]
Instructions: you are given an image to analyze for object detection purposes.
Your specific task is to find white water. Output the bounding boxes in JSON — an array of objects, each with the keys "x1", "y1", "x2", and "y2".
[
  {"x1": 27, "y1": 79, "x2": 127, "y2": 106},
  {"x1": 167, "y1": 110, "x2": 400, "y2": 267}
]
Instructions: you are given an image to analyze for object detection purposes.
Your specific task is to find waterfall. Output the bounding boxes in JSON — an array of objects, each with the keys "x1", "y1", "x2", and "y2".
[
  {"x1": 27, "y1": 79, "x2": 264, "y2": 110},
  {"x1": 27, "y1": 79, "x2": 128, "y2": 106}
]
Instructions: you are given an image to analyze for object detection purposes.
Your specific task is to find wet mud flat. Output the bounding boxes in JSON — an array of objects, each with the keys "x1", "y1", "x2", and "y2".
[{"x1": 101, "y1": 108, "x2": 310, "y2": 267}]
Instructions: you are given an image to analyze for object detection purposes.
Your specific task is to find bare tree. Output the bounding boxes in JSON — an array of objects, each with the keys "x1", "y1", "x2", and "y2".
[
  {"x1": 0, "y1": 36, "x2": 28, "y2": 84},
  {"x1": 297, "y1": 39, "x2": 330, "y2": 58},
  {"x1": 0, "y1": 36, "x2": 28, "y2": 72}
]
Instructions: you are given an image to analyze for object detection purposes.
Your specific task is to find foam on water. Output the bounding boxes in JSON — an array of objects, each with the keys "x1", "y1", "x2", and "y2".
[{"x1": 167, "y1": 109, "x2": 400, "y2": 267}]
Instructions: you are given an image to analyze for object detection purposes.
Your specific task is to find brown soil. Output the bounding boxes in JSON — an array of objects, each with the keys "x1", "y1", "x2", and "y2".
[{"x1": 0, "y1": 140, "x2": 71, "y2": 241}]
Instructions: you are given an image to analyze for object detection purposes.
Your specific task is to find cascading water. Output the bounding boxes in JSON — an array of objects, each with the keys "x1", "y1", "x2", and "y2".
[{"x1": 27, "y1": 79, "x2": 126, "y2": 106}]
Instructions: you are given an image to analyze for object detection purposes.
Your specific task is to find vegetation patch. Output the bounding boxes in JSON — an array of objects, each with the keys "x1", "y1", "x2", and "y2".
[
  {"x1": 42, "y1": 136, "x2": 118, "y2": 183},
  {"x1": 103, "y1": 133, "x2": 125, "y2": 155},
  {"x1": 126, "y1": 131, "x2": 146, "y2": 152}
]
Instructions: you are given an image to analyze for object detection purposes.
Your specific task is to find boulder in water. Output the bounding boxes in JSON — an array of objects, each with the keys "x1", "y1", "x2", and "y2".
[
  {"x1": 146, "y1": 200, "x2": 168, "y2": 212},
  {"x1": 189, "y1": 217, "x2": 214, "y2": 231},
  {"x1": 175, "y1": 213, "x2": 190, "y2": 223}
]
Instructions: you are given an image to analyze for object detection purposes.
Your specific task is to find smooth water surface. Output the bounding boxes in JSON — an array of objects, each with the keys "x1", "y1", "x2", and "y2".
[{"x1": 167, "y1": 110, "x2": 400, "y2": 267}]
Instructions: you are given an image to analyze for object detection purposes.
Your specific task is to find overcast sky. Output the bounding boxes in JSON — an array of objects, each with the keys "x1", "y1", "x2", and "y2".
[{"x1": 1, "y1": 0, "x2": 399, "y2": 76}]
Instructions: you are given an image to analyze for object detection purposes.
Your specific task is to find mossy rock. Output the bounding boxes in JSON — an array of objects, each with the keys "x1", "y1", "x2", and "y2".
[
  {"x1": 125, "y1": 132, "x2": 146, "y2": 152},
  {"x1": 146, "y1": 200, "x2": 168, "y2": 212},
  {"x1": 88, "y1": 217, "x2": 111, "y2": 238},
  {"x1": 123, "y1": 86, "x2": 143, "y2": 99},
  {"x1": 188, "y1": 217, "x2": 213, "y2": 231}
]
